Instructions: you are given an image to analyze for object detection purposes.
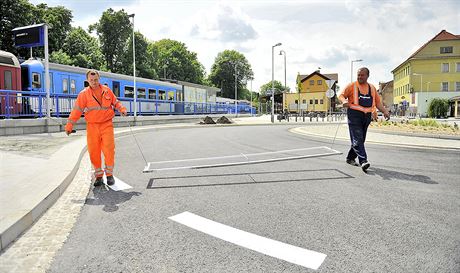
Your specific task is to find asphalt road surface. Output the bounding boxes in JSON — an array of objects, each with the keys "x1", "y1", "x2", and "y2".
[{"x1": 49, "y1": 125, "x2": 460, "y2": 273}]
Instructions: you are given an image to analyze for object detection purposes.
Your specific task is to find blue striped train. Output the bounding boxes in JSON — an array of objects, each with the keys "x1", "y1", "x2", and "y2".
[{"x1": 0, "y1": 50, "x2": 249, "y2": 118}]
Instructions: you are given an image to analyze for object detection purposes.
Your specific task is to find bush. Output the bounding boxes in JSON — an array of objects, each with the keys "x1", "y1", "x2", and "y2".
[{"x1": 427, "y1": 98, "x2": 449, "y2": 118}]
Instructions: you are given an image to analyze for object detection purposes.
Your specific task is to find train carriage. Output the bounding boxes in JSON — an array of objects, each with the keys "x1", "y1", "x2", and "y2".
[{"x1": 0, "y1": 50, "x2": 22, "y2": 117}]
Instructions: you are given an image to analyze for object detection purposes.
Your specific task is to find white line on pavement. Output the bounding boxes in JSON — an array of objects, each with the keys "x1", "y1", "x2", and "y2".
[{"x1": 169, "y1": 211, "x2": 327, "y2": 270}]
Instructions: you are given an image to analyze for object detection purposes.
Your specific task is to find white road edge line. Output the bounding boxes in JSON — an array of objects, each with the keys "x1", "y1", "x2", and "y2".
[{"x1": 169, "y1": 211, "x2": 327, "y2": 270}]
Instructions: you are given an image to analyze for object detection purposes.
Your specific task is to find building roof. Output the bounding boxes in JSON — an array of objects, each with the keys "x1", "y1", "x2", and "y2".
[
  {"x1": 392, "y1": 30, "x2": 460, "y2": 73},
  {"x1": 297, "y1": 71, "x2": 338, "y2": 83},
  {"x1": 378, "y1": 80, "x2": 393, "y2": 94}
]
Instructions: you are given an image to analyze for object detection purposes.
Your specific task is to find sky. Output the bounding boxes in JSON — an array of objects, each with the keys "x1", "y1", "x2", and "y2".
[{"x1": 30, "y1": 0, "x2": 460, "y2": 92}]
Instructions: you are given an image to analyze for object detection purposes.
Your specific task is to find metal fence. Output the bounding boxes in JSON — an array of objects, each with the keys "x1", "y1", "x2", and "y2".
[{"x1": 0, "y1": 90, "x2": 255, "y2": 118}]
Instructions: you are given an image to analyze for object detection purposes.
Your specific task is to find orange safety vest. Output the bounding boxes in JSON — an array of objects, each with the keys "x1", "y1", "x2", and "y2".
[
  {"x1": 67, "y1": 84, "x2": 126, "y2": 125},
  {"x1": 348, "y1": 82, "x2": 376, "y2": 113}
]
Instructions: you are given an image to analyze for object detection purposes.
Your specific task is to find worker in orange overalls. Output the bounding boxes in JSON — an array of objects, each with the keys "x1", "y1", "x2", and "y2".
[
  {"x1": 65, "y1": 70, "x2": 127, "y2": 186},
  {"x1": 338, "y1": 67, "x2": 390, "y2": 171}
]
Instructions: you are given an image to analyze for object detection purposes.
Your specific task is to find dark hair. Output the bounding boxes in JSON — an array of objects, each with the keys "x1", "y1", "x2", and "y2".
[{"x1": 358, "y1": 67, "x2": 370, "y2": 76}]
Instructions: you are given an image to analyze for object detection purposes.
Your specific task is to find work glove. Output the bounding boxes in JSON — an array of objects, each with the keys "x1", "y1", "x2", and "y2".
[{"x1": 65, "y1": 123, "x2": 73, "y2": 136}]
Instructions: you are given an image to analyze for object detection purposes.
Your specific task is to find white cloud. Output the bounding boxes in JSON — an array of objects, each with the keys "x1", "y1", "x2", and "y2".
[{"x1": 28, "y1": 0, "x2": 460, "y2": 93}]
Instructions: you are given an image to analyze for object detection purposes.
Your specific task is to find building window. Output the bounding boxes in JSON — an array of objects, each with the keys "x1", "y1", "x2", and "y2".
[
  {"x1": 456, "y1": 82, "x2": 460, "y2": 92},
  {"x1": 124, "y1": 86, "x2": 134, "y2": 98},
  {"x1": 309, "y1": 99, "x2": 313, "y2": 104},
  {"x1": 456, "y1": 63, "x2": 460, "y2": 72},
  {"x1": 309, "y1": 80, "x2": 314, "y2": 85},
  {"x1": 4, "y1": 70, "x2": 12, "y2": 90},
  {"x1": 158, "y1": 90, "x2": 166, "y2": 100},
  {"x1": 302, "y1": 99, "x2": 306, "y2": 104},
  {"x1": 440, "y1": 46, "x2": 453, "y2": 54},
  {"x1": 314, "y1": 99, "x2": 318, "y2": 104},
  {"x1": 148, "y1": 89, "x2": 156, "y2": 100},
  {"x1": 320, "y1": 99, "x2": 324, "y2": 104},
  {"x1": 32, "y1": 72, "x2": 41, "y2": 88},
  {"x1": 62, "y1": 78, "x2": 69, "y2": 93},
  {"x1": 317, "y1": 80, "x2": 322, "y2": 85},
  {"x1": 137, "y1": 88, "x2": 146, "y2": 99},
  {"x1": 441, "y1": 82, "x2": 448, "y2": 92},
  {"x1": 442, "y1": 63, "x2": 449, "y2": 73},
  {"x1": 70, "y1": 79, "x2": 76, "y2": 93},
  {"x1": 295, "y1": 100, "x2": 298, "y2": 104}
]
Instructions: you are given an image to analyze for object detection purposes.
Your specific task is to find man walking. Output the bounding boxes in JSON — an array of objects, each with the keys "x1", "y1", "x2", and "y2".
[
  {"x1": 338, "y1": 67, "x2": 389, "y2": 171},
  {"x1": 65, "y1": 70, "x2": 127, "y2": 186}
]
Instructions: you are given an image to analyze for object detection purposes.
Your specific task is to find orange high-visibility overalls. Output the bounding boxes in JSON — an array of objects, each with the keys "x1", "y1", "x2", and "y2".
[{"x1": 65, "y1": 84, "x2": 126, "y2": 178}]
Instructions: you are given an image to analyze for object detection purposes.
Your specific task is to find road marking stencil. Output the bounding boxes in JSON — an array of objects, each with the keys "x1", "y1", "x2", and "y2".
[
  {"x1": 169, "y1": 211, "x2": 326, "y2": 270},
  {"x1": 144, "y1": 146, "x2": 342, "y2": 173}
]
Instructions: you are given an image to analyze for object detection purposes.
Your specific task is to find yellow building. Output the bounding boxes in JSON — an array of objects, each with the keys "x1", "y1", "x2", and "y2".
[
  {"x1": 284, "y1": 71, "x2": 338, "y2": 113},
  {"x1": 392, "y1": 30, "x2": 460, "y2": 117}
]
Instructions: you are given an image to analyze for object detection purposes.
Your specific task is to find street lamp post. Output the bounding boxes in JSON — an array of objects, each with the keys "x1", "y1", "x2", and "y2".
[
  {"x1": 350, "y1": 59, "x2": 362, "y2": 83},
  {"x1": 271, "y1": 42, "x2": 282, "y2": 123},
  {"x1": 234, "y1": 62, "x2": 238, "y2": 116},
  {"x1": 129, "y1": 13, "x2": 136, "y2": 117},
  {"x1": 279, "y1": 50, "x2": 286, "y2": 113},
  {"x1": 163, "y1": 60, "x2": 169, "y2": 79}
]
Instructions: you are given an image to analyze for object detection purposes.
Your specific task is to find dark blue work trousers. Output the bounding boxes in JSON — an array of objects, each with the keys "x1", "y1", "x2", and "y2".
[{"x1": 347, "y1": 108, "x2": 372, "y2": 164}]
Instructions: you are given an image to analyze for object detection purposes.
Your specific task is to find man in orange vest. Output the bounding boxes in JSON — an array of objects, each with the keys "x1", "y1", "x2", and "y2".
[
  {"x1": 338, "y1": 67, "x2": 389, "y2": 171},
  {"x1": 65, "y1": 70, "x2": 127, "y2": 186}
]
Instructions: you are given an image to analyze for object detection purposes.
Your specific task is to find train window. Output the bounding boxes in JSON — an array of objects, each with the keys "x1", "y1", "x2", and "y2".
[
  {"x1": 158, "y1": 90, "x2": 166, "y2": 100},
  {"x1": 32, "y1": 72, "x2": 41, "y2": 88},
  {"x1": 62, "y1": 78, "x2": 69, "y2": 93},
  {"x1": 137, "y1": 88, "x2": 146, "y2": 99},
  {"x1": 168, "y1": 91, "x2": 175, "y2": 101},
  {"x1": 4, "y1": 70, "x2": 13, "y2": 90},
  {"x1": 124, "y1": 86, "x2": 134, "y2": 98},
  {"x1": 113, "y1": 81, "x2": 120, "y2": 97},
  {"x1": 148, "y1": 89, "x2": 156, "y2": 100},
  {"x1": 70, "y1": 79, "x2": 76, "y2": 93}
]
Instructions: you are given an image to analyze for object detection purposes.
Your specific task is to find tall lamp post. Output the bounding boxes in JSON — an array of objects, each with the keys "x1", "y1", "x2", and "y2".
[
  {"x1": 234, "y1": 62, "x2": 239, "y2": 116},
  {"x1": 279, "y1": 50, "x2": 287, "y2": 112},
  {"x1": 163, "y1": 60, "x2": 169, "y2": 79},
  {"x1": 129, "y1": 13, "x2": 136, "y2": 117},
  {"x1": 271, "y1": 42, "x2": 282, "y2": 123},
  {"x1": 350, "y1": 59, "x2": 362, "y2": 83}
]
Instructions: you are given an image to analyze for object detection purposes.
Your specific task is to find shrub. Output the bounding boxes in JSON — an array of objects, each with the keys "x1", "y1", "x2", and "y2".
[{"x1": 427, "y1": 98, "x2": 449, "y2": 118}]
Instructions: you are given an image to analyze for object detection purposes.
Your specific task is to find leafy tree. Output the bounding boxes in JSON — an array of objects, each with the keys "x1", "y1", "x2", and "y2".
[
  {"x1": 149, "y1": 39, "x2": 205, "y2": 83},
  {"x1": 89, "y1": 8, "x2": 132, "y2": 72},
  {"x1": 0, "y1": 0, "x2": 37, "y2": 55},
  {"x1": 208, "y1": 50, "x2": 254, "y2": 99},
  {"x1": 259, "y1": 80, "x2": 285, "y2": 96},
  {"x1": 34, "y1": 4, "x2": 73, "y2": 53},
  {"x1": 427, "y1": 98, "x2": 449, "y2": 118},
  {"x1": 49, "y1": 49, "x2": 73, "y2": 65},
  {"x1": 121, "y1": 32, "x2": 155, "y2": 79},
  {"x1": 62, "y1": 27, "x2": 104, "y2": 69}
]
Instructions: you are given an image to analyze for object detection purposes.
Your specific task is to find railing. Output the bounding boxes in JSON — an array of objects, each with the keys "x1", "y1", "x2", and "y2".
[{"x1": 0, "y1": 90, "x2": 256, "y2": 118}]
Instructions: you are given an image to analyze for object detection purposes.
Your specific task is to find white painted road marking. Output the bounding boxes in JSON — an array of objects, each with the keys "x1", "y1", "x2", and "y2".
[{"x1": 169, "y1": 211, "x2": 327, "y2": 270}]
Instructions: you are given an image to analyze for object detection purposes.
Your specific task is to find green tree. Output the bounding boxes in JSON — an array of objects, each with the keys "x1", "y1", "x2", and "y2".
[
  {"x1": 0, "y1": 0, "x2": 36, "y2": 54},
  {"x1": 49, "y1": 49, "x2": 73, "y2": 65},
  {"x1": 259, "y1": 80, "x2": 285, "y2": 97},
  {"x1": 62, "y1": 27, "x2": 104, "y2": 69},
  {"x1": 149, "y1": 39, "x2": 205, "y2": 83},
  {"x1": 121, "y1": 32, "x2": 155, "y2": 79},
  {"x1": 208, "y1": 50, "x2": 254, "y2": 99},
  {"x1": 89, "y1": 8, "x2": 132, "y2": 72},
  {"x1": 34, "y1": 4, "x2": 73, "y2": 53},
  {"x1": 427, "y1": 98, "x2": 449, "y2": 118}
]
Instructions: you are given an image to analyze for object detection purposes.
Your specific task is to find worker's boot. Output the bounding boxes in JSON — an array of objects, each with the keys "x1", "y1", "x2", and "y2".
[
  {"x1": 93, "y1": 177, "x2": 103, "y2": 187},
  {"x1": 106, "y1": 175, "x2": 115, "y2": 186}
]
